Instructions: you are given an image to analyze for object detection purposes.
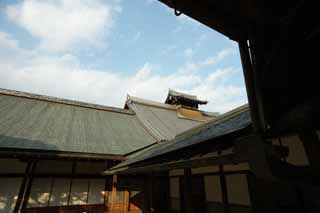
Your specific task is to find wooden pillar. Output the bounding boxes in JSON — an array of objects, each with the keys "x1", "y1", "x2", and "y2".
[
  {"x1": 149, "y1": 173, "x2": 155, "y2": 213},
  {"x1": 13, "y1": 161, "x2": 32, "y2": 213},
  {"x1": 219, "y1": 165, "x2": 229, "y2": 213},
  {"x1": 184, "y1": 168, "x2": 194, "y2": 213},
  {"x1": 104, "y1": 177, "x2": 111, "y2": 211},
  {"x1": 123, "y1": 188, "x2": 129, "y2": 213},
  {"x1": 67, "y1": 160, "x2": 76, "y2": 205},
  {"x1": 239, "y1": 41, "x2": 263, "y2": 133},
  {"x1": 20, "y1": 160, "x2": 37, "y2": 211},
  {"x1": 111, "y1": 175, "x2": 117, "y2": 211}
]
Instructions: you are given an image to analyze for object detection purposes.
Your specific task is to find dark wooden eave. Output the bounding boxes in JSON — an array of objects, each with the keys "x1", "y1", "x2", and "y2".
[
  {"x1": 0, "y1": 148, "x2": 126, "y2": 161},
  {"x1": 158, "y1": 0, "x2": 259, "y2": 41}
]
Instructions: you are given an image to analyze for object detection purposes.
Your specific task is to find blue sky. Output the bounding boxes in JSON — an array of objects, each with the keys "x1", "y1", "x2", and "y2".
[{"x1": 0, "y1": 0, "x2": 247, "y2": 113}]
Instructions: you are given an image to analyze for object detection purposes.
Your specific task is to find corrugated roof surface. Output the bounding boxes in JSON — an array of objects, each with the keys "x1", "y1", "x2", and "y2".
[
  {"x1": 109, "y1": 104, "x2": 251, "y2": 171},
  {"x1": 0, "y1": 90, "x2": 156, "y2": 155},
  {"x1": 127, "y1": 96, "x2": 213, "y2": 141}
]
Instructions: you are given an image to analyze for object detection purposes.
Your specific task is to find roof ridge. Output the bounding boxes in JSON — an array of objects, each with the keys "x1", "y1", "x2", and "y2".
[
  {"x1": 126, "y1": 100, "x2": 167, "y2": 141},
  {"x1": 0, "y1": 88, "x2": 134, "y2": 115},
  {"x1": 127, "y1": 95, "x2": 177, "y2": 110}
]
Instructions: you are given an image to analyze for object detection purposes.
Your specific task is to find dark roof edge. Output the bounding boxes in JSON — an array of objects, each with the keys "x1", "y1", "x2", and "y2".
[
  {"x1": 0, "y1": 148, "x2": 126, "y2": 160},
  {"x1": 0, "y1": 88, "x2": 134, "y2": 115}
]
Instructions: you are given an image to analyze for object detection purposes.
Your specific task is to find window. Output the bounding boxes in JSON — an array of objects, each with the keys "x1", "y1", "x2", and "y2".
[
  {"x1": 88, "y1": 179, "x2": 105, "y2": 204},
  {"x1": 27, "y1": 178, "x2": 52, "y2": 207},
  {"x1": 27, "y1": 178, "x2": 105, "y2": 208},
  {"x1": 70, "y1": 179, "x2": 89, "y2": 205},
  {"x1": 226, "y1": 174, "x2": 251, "y2": 206},
  {"x1": 49, "y1": 178, "x2": 70, "y2": 206},
  {"x1": 204, "y1": 175, "x2": 222, "y2": 203},
  {"x1": 169, "y1": 177, "x2": 180, "y2": 212},
  {"x1": 0, "y1": 178, "x2": 23, "y2": 212}
]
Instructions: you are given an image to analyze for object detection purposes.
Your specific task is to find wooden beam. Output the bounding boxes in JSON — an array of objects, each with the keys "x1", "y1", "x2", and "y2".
[
  {"x1": 111, "y1": 175, "x2": 117, "y2": 211},
  {"x1": 219, "y1": 165, "x2": 230, "y2": 213},
  {"x1": 110, "y1": 153, "x2": 245, "y2": 175},
  {"x1": 0, "y1": 149, "x2": 126, "y2": 161},
  {"x1": 21, "y1": 160, "x2": 37, "y2": 211},
  {"x1": 104, "y1": 177, "x2": 110, "y2": 211},
  {"x1": 13, "y1": 161, "x2": 32, "y2": 213},
  {"x1": 183, "y1": 168, "x2": 194, "y2": 213},
  {"x1": 239, "y1": 41, "x2": 263, "y2": 133},
  {"x1": 67, "y1": 161, "x2": 76, "y2": 205}
]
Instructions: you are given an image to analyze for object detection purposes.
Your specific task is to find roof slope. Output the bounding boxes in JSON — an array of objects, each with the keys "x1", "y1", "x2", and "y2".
[
  {"x1": 126, "y1": 95, "x2": 217, "y2": 141},
  {"x1": 108, "y1": 104, "x2": 251, "y2": 171},
  {"x1": 0, "y1": 89, "x2": 156, "y2": 155}
]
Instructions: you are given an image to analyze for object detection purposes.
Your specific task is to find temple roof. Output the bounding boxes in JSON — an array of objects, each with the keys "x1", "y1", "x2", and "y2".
[
  {"x1": 126, "y1": 95, "x2": 218, "y2": 141},
  {"x1": 0, "y1": 88, "x2": 156, "y2": 156}
]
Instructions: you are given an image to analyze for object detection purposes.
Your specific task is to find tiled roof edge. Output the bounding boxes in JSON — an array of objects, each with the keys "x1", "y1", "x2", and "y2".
[{"x1": 0, "y1": 88, "x2": 134, "y2": 115}]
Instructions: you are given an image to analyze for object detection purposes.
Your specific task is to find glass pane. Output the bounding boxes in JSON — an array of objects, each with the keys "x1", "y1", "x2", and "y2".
[
  {"x1": 70, "y1": 179, "x2": 88, "y2": 205},
  {"x1": 28, "y1": 178, "x2": 52, "y2": 207},
  {"x1": 88, "y1": 179, "x2": 105, "y2": 204},
  {"x1": 204, "y1": 175, "x2": 222, "y2": 202},
  {"x1": 0, "y1": 178, "x2": 23, "y2": 212},
  {"x1": 49, "y1": 178, "x2": 70, "y2": 206},
  {"x1": 170, "y1": 178, "x2": 180, "y2": 198},
  {"x1": 226, "y1": 174, "x2": 251, "y2": 206}
]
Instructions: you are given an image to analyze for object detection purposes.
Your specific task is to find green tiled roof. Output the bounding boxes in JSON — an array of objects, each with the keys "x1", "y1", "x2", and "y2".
[
  {"x1": 0, "y1": 89, "x2": 156, "y2": 155},
  {"x1": 108, "y1": 104, "x2": 251, "y2": 172}
]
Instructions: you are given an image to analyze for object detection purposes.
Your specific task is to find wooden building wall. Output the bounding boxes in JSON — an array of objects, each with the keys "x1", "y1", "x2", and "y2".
[
  {"x1": 0, "y1": 158, "x2": 112, "y2": 213},
  {"x1": 168, "y1": 163, "x2": 252, "y2": 213}
]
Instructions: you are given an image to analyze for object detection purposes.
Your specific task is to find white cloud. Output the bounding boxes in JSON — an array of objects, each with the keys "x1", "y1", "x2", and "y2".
[
  {"x1": 178, "y1": 48, "x2": 234, "y2": 74},
  {"x1": 184, "y1": 48, "x2": 193, "y2": 58},
  {"x1": 6, "y1": 0, "x2": 120, "y2": 52},
  {"x1": 0, "y1": 32, "x2": 246, "y2": 113},
  {"x1": 132, "y1": 31, "x2": 142, "y2": 42}
]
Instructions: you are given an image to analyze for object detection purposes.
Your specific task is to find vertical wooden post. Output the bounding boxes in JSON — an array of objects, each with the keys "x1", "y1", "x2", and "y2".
[
  {"x1": 67, "y1": 160, "x2": 76, "y2": 205},
  {"x1": 184, "y1": 168, "x2": 194, "y2": 213},
  {"x1": 111, "y1": 175, "x2": 117, "y2": 211},
  {"x1": 13, "y1": 161, "x2": 32, "y2": 213},
  {"x1": 104, "y1": 177, "x2": 110, "y2": 211},
  {"x1": 149, "y1": 173, "x2": 155, "y2": 212},
  {"x1": 124, "y1": 188, "x2": 129, "y2": 213},
  {"x1": 239, "y1": 41, "x2": 263, "y2": 133},
  {"x1": 219, "y1": 165, "x2": 229, "y2": 213},
  {"x1": 21, "y1": 160, "x2": 37, "y2": 211}
]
